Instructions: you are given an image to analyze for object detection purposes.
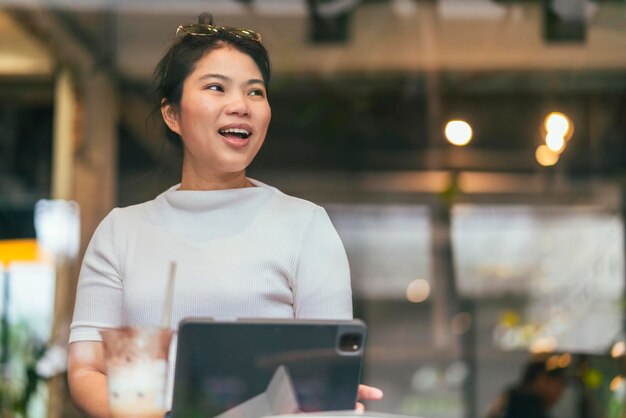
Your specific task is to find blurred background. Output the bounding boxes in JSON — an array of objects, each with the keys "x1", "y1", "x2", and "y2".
[{"x1": 0, "y1": 0, "x2": 625, "y2": 417}]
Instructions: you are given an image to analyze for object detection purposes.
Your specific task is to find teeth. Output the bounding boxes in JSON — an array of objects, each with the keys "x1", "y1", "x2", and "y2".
[{"x1": 220, "y1": 128, "x2": 250, "y2": 135}]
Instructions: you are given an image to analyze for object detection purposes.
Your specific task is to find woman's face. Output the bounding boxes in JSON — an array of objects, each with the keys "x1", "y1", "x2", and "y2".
[{"x1": 164, "y1": 46, "x2": 271, "y2": 177}]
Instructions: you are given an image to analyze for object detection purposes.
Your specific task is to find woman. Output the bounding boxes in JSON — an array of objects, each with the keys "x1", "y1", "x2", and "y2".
[{"x1": 67, "y1": 13, "x2": 382, "y2": 417}]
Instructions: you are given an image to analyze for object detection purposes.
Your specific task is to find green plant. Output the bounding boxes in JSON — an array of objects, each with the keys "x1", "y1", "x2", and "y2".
[{"x1": 0, "y1": 321, "x2": 47, "y2": 418}]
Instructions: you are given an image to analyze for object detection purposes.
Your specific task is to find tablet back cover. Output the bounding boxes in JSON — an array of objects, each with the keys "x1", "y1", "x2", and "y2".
[{"x1": 171, "y1": 319, "x2": 366, "y2": 418}]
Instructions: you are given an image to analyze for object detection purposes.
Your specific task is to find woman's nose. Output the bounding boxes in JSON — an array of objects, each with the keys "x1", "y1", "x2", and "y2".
[{"x1": 225, "y1": 94, "x2": 250, "y2": 116}]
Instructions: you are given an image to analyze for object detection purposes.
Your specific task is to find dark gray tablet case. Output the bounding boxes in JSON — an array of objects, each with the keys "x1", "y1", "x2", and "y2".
[{"x1": 171, "y1": 319, "x2": 366, "y2": 418}]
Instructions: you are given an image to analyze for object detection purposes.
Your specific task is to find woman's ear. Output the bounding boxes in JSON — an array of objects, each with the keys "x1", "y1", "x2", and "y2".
[{"x1": 161, "y1": 99, "x2": 182, "y2": 136}]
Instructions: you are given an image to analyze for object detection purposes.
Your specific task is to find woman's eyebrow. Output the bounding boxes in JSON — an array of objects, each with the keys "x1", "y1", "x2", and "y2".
[
  {"x1": 197, "y1": 73, "x2": 263, "y2": 86},
  {"x1": 198, "y1": 73, "x2": 230, "y2": 82}
]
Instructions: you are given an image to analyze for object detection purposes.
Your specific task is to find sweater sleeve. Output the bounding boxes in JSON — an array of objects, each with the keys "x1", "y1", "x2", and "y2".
[
  {"x1": 293, "y1": 207, "x2": 353, "y2": 319},
  {"x1": 69, "y1": 209, "x2": 125, "y2": 343}
]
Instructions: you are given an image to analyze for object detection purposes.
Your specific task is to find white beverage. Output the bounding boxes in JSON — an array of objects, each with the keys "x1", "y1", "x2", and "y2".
[{"x1": 101, "y1": 327, "x2": 173, "y2": 418}]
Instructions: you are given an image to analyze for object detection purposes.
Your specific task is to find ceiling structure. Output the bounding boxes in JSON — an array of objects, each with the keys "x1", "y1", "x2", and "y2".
[
  {"x1": 1, "y1": 1, "x2": 626, "y2": 81},
  {"x1": 0, "y1": 0, "x2": 625, "y2": 206}
]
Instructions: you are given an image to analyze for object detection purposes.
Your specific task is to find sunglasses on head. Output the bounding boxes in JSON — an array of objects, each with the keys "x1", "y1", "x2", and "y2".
[{"x1": 175, "y1": 24, "x2": 262, "y2": 43}]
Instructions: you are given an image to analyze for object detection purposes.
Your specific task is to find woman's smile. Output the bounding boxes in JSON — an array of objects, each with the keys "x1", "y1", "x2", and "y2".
[{"x1": 218, "y1": 122, "x2": 254, "y2": 149}]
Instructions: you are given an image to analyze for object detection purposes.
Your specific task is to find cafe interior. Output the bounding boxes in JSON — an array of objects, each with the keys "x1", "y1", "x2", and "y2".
[{"x1": 0, "y1": 0, "x2": 625, "y2": 417}]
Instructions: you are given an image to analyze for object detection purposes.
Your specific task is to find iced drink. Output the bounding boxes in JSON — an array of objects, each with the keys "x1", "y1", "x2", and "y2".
[{"x1": 101, "y1": 327, "x2": 172, "y2": 418}]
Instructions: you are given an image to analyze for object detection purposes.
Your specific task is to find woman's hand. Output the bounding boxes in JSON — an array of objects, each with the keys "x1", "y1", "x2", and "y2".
[{"x1": 356, "y1": 384, "x2": 384, "y2": 411}]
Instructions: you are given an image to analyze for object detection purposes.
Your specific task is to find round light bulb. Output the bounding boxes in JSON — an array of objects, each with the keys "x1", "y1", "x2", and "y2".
[
  {"x1": 612, "y1": 341, "x2": 625, "y2": 358},
  {"x1": 610, "y1": 376, "x2": 623, "y2": 392},
  {"x1": 406, "y1": 279, "x2": 431, "y2": 303},
  {"x1": 545, "y1": 131, "x2": 566, "y2": 153},
  {"x1": 545, "y1": 112, "x2": 571, "y2": 138},
  {"x1": 445, "y1": 120, "x2": 473, "y2": 146},
  {"x1": 536, "y1": 145, "x2": 559, "y2": 167}
]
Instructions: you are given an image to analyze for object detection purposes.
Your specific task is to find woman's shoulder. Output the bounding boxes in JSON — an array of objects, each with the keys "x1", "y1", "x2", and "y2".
[
  {"x1": 111, "y1": 199, "x2": 155, "y2": 220},
  {"x1": 100, "y1": 191, "x2": 166, "y2": 228}
]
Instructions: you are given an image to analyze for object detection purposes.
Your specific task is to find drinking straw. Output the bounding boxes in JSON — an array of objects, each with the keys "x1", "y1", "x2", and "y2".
[{"x1": 162, "y1": 261, "x2": 177, "y2": 329}]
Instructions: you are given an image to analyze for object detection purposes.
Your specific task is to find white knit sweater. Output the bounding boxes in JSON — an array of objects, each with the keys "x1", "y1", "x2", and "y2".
[{"x1": 69, "y1": 178, "x2": 352, "y2": 343}]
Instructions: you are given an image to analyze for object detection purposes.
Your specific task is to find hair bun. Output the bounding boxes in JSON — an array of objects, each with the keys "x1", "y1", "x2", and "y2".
[{"x1": 198, "y1": 13, "x2": 213, "y2": 25}]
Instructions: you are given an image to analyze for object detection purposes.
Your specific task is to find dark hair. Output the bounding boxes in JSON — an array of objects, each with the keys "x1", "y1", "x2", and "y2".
[{"x1": 153, "y1": 13, "x2": 271, "y2": 144}]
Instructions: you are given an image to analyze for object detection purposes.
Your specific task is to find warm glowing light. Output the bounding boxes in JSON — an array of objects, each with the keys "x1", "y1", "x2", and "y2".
[
  {"x1": 545, "y1": 131, "x2": 566, "y2": 153},
  {"x1": 536, "y1": 145, "x2": 559, "y2": 166},
  {"x1": 531, "y1": 336, "x2": 557, "y2": 353},
  {"x1": 610, "y1": 376, "x2": 624, "y2": 392},
  {"x1": 547, "y1": 353, "x2": 571, "y2": 370},
  {"x1": 612, "y1": 341, "x2": 626, "y2": 358},
  {"x1": 451, "y1": 312, "x2": 472, "y2": 335},
  {"x1": 445, "y1": 120, "x2": 473, "y2": 146},
  {"x1": 547, "y1": 355, "x2": 560, "y2": 370},
  {"x1": 544, "y1": 112, "x2": 571, "y2": 138},
  {"x1": 558, "y1": 353, "x2": 572, "y2": 368},
  {"x1": 406, "y1": 279, "x2": 431, "y2": 303}
]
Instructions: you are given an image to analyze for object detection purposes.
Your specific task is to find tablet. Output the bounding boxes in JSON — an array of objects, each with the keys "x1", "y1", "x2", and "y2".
[{"x1": 170, "y1": 318, "x2": 366, "y2": 418}]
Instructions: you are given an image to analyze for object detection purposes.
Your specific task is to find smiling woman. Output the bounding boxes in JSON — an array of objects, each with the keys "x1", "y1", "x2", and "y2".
[{"x1": 65, "y1": 12, "x2": 381, "y2": 418}]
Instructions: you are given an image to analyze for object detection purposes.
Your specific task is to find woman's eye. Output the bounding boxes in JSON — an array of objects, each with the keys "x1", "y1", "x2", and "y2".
[
  {"x1": 249, "y1": 89, "x2": 265, "y2": 97},
  {"x1": 205, "y1": 84, "x2": 224, "y2": 92}
]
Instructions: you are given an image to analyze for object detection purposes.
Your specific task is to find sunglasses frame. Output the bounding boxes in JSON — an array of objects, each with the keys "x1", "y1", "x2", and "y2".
[{"x1": 175, "y1": 24, "x2": 262, "y2": 43}]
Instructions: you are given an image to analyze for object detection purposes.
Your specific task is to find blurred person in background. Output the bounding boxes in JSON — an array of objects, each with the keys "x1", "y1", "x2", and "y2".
[
  {"x1": 66, "y1": 12, "x2": 382, "y2": 418},
  {"x1": 486, "y1": 356, "x2": 566, "y2": 418}
]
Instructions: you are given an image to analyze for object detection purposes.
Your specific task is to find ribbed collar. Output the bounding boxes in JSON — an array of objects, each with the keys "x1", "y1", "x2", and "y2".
[
  {"x1": 159, "y1": 178, "x2": 275, "y2": 213},
  {"x1": 147, "y1": 178, "x2": 278, "y2": 241}
]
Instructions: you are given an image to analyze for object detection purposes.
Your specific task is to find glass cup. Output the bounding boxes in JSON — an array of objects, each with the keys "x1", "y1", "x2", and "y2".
[{"x1": 101, "y1": 327, "x2": 173, "y2": 418}]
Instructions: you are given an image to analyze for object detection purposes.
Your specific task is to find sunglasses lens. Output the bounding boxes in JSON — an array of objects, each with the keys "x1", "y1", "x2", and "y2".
[
  {"x1": 229, "y1": 29, "x2": 262, "y2": 42},
  {"x1": 183, "y1": 24, "x2": 220, "y2": 36}
]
